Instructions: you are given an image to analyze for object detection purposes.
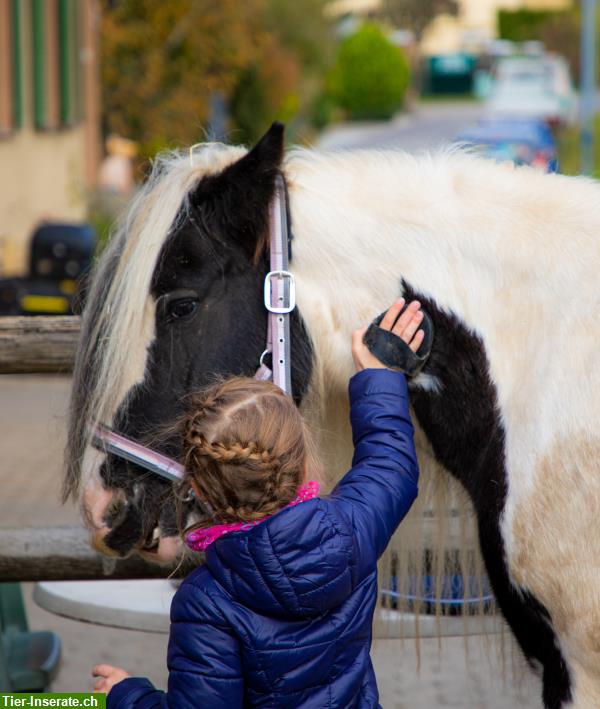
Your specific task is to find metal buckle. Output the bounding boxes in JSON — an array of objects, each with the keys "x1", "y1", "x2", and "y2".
[{"x1": 263, "y1": 270, "x2": 295, "y2": 314}]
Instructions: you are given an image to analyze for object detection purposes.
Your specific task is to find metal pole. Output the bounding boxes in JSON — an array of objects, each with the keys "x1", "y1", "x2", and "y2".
[
  {"x1": 581, "y1": 0, "x2": 597, "y2": 175},
  {"x1": 207, "y1": 91, "x2": 227, "y2": 141}
]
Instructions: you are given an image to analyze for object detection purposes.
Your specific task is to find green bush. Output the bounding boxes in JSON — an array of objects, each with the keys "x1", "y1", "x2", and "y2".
[
  {"x1": 329, "y1": 24, "x2": 410, "y2": 120},
  {"x1": 309, "y1": 92, "x2": 335, "y2": 130},
  {"x1": 497, "y1": 9, "x2": 561, "y2": 42}
]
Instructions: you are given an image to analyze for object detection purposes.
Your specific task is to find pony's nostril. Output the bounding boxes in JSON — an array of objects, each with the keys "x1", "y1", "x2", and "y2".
[
  {"x1": 141, "y1": 526, "x2": 161, "y2": 552},
  {"x1": 104, "y1": 496, "x2": 128, "y2": 529}
]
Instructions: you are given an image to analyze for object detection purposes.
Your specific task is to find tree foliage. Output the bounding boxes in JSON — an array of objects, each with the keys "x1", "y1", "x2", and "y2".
[
  {"x1": 380, "y1": 0, "x2": 458, "y2": 40},
  {"x1": 100, "y1": 0, "x2": 334, "y2": 154},
  {"x1": 329, "y1": 24, "x2": 410, "y2": 120}
]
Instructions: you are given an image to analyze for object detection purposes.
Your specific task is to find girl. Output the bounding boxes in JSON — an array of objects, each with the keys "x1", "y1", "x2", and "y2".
[{"x1": 93, "y1": 298, "x2": 424, "y2": 708}]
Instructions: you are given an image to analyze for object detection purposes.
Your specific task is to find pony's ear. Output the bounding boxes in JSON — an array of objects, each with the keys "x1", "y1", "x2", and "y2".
[
  {"x1": 236, "y1": 121, "x2": 285, "y2": 176},
  {"x1": 192, "y1": 122, "x2": 285, "y2": 261}
]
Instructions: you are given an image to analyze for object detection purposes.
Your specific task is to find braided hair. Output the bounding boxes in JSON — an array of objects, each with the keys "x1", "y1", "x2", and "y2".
[{"x1": 180, "y1": 377, "x2": 321, "y2": 530}]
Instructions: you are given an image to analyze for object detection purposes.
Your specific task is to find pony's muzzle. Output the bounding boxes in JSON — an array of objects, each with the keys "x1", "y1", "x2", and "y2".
[{"x1": 81, "y1": 473, "x2": 182, "y2": 561}]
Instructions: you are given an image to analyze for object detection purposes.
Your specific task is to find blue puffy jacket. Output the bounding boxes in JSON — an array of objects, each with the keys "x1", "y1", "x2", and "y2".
[{"x1": 108, "y1": 368, "x2": 419, "y2": 708}]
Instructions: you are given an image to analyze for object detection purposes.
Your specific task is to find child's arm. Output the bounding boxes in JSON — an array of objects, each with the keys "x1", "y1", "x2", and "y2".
[
  {"x1": 329, "y1": 368, "x2": 418, "y2": 572},
  {"x1": 328, "y1": 299, "x2": 422, "y2": 578},
  {"x1": 101, "y1": 580, "x2": 243, "y2": 708}
]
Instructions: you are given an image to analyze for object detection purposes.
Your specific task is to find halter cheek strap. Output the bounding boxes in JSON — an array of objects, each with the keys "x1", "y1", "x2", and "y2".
[{"x1": 255, "y1": 174, "x2": 295, "y2": 397}]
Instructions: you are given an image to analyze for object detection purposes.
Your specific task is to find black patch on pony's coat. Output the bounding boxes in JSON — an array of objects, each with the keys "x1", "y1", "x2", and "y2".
[
  {"x1": 402, "y1": 281, "x2": 572, "y2": 709},
  {"x1": 99, "y1": 124, "x2": 314, "y2": 556}
]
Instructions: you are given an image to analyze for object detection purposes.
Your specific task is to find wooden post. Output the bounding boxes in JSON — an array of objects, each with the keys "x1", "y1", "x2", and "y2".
[
  {"x1": 0, "y1": 316, "x2": 79, "y2": 373},
  {"x1": 0, "y1": 525, "x2": 196, "y2": 582}
]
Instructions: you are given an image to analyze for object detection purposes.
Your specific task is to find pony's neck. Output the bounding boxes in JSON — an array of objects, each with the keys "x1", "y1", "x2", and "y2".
[{"x1": 285, "y1": 149, "x2": 511, "y2": 392}]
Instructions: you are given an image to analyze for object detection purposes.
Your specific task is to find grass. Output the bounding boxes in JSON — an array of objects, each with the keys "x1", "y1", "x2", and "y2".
[{"x1": 557, "y1": 117, "x2": 600, "y2": 177}]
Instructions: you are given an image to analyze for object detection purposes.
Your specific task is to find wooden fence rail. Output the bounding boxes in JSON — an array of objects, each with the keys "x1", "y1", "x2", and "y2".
[
  {"x1": 0, "y1": 316, "x2": 80, "y2": 374},
  {"x1": 0, "y1": 526, "x2": 195, "y2": 582}
]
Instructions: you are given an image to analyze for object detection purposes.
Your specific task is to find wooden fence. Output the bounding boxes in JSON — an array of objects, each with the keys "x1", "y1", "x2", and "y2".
[
  {"x1": 0, "y1": 316, "x2": 79, "y2": 374},
  {"x1": 0, "y1": 316, "x2": 189, "y2": 582},
  {"x1": 0, "y1": 526, "x2": 193, "y2": 582}
]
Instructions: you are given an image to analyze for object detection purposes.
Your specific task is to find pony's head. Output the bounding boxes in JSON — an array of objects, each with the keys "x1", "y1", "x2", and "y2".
[{"x1": 65, "y1": 123, "x2": 313, "y2": 561}]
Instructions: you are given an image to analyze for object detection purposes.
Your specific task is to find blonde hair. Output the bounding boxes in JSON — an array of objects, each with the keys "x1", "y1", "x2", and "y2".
[{"x1": 179, "y1": 377, "x2": 322, "y2": 534}]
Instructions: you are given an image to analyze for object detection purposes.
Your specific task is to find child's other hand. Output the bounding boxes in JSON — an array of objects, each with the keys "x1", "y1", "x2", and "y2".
[
  {"x1": 351, "y1": 298, "x2": 425, "y2": 372},
  {"x1": 92, "y1": 664, "x2": 131, "y2": 694}
]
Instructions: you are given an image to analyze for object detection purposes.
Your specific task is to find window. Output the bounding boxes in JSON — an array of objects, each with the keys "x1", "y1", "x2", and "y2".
[
  {"x1": 59, "y1": 0, "x2": 79, "y2": 125},
  {"x1": 0, "y1": 0, "x2": 13, "y2": 135},
  {"x1": 32, "y1": 0, "x2": 80, "y2": 130},
  {"x1": 11, "y1": 0, "x2": 23, "y2": 127},
  {"x1": 1, "y1": 0, "x2": 80, "y2": 134}
]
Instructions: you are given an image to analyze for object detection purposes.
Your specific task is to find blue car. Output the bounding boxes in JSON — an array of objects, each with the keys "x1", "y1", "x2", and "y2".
[{"x1": 455, "y1": 117, "x2": 558, "y2": 172}]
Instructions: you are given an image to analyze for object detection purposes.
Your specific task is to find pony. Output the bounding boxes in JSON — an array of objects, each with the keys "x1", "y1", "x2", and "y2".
[{"x1": 65, "y1": 123, "x2": 600, "y2": 708}]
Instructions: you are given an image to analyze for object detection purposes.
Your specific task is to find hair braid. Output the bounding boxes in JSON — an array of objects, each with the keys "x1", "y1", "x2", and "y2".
[{"x1": 177, "y1": 376, "x2": 322, "y2": 531}]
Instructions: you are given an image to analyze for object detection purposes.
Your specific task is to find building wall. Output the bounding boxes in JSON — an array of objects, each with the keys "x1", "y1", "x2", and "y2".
[
  {"x1": 0, "y1": 0, "x2": 99, "y2": 276},
  {"x1": 0, "y1": 126, "x2": 88, "y2": 275}
]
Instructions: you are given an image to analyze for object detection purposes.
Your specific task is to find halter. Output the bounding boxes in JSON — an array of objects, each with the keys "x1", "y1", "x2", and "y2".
[
  {"x1": 91, "y1": 174, "x2": 295, "y2": 483},
  {"x1": 254, "y1": 174, "x2": 295, "y2": 395}
]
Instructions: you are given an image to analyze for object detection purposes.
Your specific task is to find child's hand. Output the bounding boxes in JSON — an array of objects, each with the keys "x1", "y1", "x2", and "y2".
[
  {"x1": 92, "y1": 664, "x2": 131, "y2": 694},
  {"x1": 352, "y1": 298, "x2": 425, "y2": 372}
]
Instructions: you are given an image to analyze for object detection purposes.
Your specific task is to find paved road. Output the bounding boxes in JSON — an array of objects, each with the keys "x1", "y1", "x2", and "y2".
[{"x1": 317, "y1": 100, "x2": 484, "y2": 152}]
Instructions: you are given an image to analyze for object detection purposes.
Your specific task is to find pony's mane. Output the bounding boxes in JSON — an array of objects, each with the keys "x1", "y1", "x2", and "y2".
[{"x1": 64, "y1": 143, "x2": 247, "y2": 499}]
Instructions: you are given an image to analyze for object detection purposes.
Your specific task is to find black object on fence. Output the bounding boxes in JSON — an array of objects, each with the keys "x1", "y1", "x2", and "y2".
[{"x1": 0, "y1": 222, "x2": 96, "y2": 317}]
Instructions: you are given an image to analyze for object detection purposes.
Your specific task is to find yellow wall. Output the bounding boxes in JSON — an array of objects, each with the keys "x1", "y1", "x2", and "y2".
[
  {"x1": 327, "y1": 0, "x2": 381, "y2": 15},
  {"x1": 0, "y1": 126, "x2": 88, "y2": 275}
]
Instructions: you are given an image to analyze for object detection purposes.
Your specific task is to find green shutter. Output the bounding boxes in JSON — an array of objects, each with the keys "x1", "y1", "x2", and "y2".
[
  {"x1": 31, "y1": 0, "x2": 46, "y2": 128},
  {"x1": 58, "y1": 0, "x2": 71, "y2": 124},
  {"x1": 10, "y1": 0, "x2": 22, "y2": 127}
]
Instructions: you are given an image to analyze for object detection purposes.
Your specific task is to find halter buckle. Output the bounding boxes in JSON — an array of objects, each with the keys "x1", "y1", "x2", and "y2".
[{"x1": 263, "y1": 270, "x2": 295, "y2": 314}]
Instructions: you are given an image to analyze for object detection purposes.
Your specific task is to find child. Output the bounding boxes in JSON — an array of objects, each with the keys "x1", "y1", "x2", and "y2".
[{"x1": 93, "y1": 298, "x2": 424, "y2": 708}]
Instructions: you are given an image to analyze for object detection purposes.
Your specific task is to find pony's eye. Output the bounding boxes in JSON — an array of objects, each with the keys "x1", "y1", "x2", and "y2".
[{"x1": 167, "y1": 298, "x2": 198, "y2": 321}]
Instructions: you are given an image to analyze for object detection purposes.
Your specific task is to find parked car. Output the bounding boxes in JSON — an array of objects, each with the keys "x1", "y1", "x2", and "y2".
[
  {"x1": 485, "y1": 54, "x2": 575, "y2": 128},
  {"x1": 456, "y1": 117, "x2": 558, "y2": 172},
  {"x1": 0, "y1": 222, "x2": 96, "y2": 316}
]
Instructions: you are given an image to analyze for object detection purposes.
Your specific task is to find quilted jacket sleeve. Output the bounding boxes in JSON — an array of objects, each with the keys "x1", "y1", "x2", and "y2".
[
  {"x1": 107, "y1": 579, "x2": 243, "y2": 709},
  {"x1": 329, "y1": 368, "x2": 419, "y2": 579}
]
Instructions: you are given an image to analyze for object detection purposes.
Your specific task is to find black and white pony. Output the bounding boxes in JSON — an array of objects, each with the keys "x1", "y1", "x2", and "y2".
[{"x1": 65, "y1": 124, "x2": 600, "y2": 708}]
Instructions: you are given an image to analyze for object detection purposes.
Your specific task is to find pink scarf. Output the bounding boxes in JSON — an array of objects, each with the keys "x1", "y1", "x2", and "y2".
[{"x1": 185, "y1": 480, "x2": 321, "y2": 552}]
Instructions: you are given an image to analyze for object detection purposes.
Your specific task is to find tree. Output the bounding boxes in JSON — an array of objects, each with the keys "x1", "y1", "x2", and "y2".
[
  {"x1": 380, "y1": 0, "x2": 458, "y2": 40},
  {"x1": 101, "y1": 0, "x2": 266, "y2": 155},
  {"x1": 229, "y1": 0, "x2": 334, "y2": 143},
  {"x1": 100, "y1": 0, "x2": 335, "y2": 155},
  {"x1": 329, "y1": 23, "x2": 410, "y2": 120}
]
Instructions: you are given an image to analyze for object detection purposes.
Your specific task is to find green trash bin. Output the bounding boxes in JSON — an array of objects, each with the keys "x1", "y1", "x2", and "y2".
[
  {"x1": 0, "y1": 584, "x2": 61, "y2": 692},
  {"x1": 424, "y1": 53, "x2": 477, "y2": 95}
]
